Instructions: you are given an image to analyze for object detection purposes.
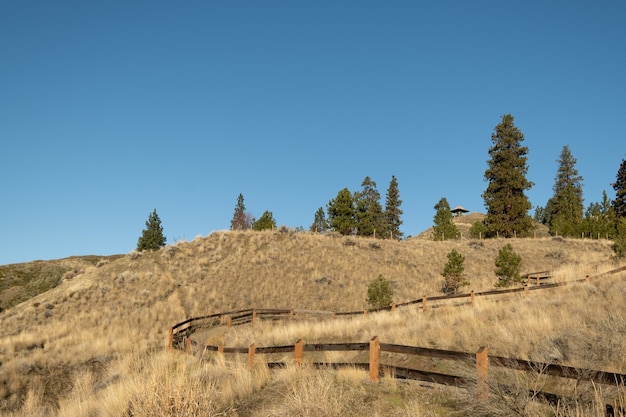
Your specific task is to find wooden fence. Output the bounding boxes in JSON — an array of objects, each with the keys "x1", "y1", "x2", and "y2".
[
  {"x1": 168, "y1": 265, "x2": 626, "y2": 410},
  {"x1": 180, "y1": 334, "x2": 626, "y2": 410}
]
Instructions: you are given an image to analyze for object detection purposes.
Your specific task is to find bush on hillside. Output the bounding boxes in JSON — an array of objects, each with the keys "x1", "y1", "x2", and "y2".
[
  {"x1": 441, "y1": 249, "x2": 469, "y2": 294},
  {"x1": 366, "y1": 274, "x2": 393, "y2": 310},
  {"x1": 494, "y1": 244, "x2": 523, "y2": 287}
]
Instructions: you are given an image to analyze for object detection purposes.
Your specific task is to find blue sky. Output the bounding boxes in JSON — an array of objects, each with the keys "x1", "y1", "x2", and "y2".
[{"x1": 1, "y1": 1, "x2": 625, "y2": 265}]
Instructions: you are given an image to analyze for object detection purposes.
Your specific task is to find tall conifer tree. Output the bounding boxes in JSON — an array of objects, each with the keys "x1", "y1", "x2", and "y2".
[
  {"x1": 546, "y1": 145, "x2": 584, "y2": 237},
  {"x1": 137, "y1": 209, "x2": 166, "y2": 251},
  {"x1": 230, "y1": 193, "x2": 249, "y2": 230},
  {"x1": 613, "y1": 158, "x2": 626, "y2": 219},
  {"x1": 432, "y1": 197, "x2": 458, "y2": 241},
  {"x1": 482, "y1": 114, "x2": 534, "y2": 238},
  {"x1": 310, "y1": 207, "x2": 328, "y2": 233},
  {"x1": 327, "y1": 188, "x2": 356, "y2": 235},
  {"x1": 384, "y1": 176, "x2": 403, "y2": 239},
  {"x1": 355, "y1": 176, "x2": 384, "y2": 237}
]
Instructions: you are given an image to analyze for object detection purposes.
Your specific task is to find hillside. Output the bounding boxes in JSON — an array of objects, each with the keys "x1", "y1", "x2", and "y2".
[
  {"x1": 0, "y1": 255, "x2": 123, "y2": 312},
  {"x1": 0, "y1": 231, "x2": 622, "y2": 416}
]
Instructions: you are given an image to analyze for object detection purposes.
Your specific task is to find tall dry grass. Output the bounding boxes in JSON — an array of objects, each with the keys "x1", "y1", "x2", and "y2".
[{"x1": 0, "y1": 230, "x2": 622, "y2": 416}]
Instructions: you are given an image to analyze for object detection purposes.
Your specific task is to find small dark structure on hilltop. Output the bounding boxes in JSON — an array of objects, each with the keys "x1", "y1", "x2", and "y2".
[{"x1": 451, "y1": 205, "x2": 469, "y2": 217}]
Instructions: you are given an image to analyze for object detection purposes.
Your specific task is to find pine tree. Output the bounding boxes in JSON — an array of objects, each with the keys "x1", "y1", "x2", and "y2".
[
  {"x1": 252, "y1": 210, "x2": 276, "y2": 231},
  {"x1": 494, "y1": 244, "x2": 523, "y2": 287},
  {"x1": 310, "y1": 207, "x2": 328, "y2": 233},
  {"x1": 613, "y1": 158, "x2": 626, "y2": 219},
  {"x1": 614, "y1": 218, "x2": 626, "y2": 259},
  {"x1": 137, "y1": 209, "x2": 166, "y2": 251},
  {"x1": 354, "y1": 176, "x2": 385, "y2": 238},
  {"x1": 366, "y1": 274, "x2": 394, "y2": 310},
  {"x1": 545, "y1": 146, "x2": 584, "y2": 237},
  {"x1": 384, "y1": 176, "x2": 403, "y2": 239},
  {"x1": 230, "y1": 193, "x2": 249, "y2": 230},
  {"x1": 327, "y1": 188, "x2": 356, "y2": 235},
  {"x1": 441, "y1": 249, "x2": 469, "y2": 294},
  {"x1": 482, "y1": 114, "x2": 534, "y2": 238},
  {"x1": 432, "y1": 197, "x2": 459, "y2": 241},
  {"x1": 582, "y1": 191, "x2": 616, "y2": 239}
]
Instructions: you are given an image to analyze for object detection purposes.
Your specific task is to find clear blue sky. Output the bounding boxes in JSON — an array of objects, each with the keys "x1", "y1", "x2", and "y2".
[{"x1": 1, "y1": 1, "x2": 625, "y2": 265}]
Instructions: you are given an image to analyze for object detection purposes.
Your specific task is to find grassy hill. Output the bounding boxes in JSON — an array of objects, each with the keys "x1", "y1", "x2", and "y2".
[
  {"x1": 0, "y1": 231, "x2": 623, "y2": 416},
  {"x1": 0, "y1": 255, "x2": 123, "y2": 312}
]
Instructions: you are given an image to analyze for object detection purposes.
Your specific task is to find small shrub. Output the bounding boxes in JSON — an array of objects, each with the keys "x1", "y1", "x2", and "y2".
[
  {"x1": 368, "y1": 241, "x2": 382, "y2": 250},
  {"x1": 366, "y1": 274, "x2": 393, "y2": 310},
  {"x1": 441, "y1": 249, "x2": 469, "y2": 294},
  {"x1": 494, "y1": 244, "x2": 523, "y2": 287},
  {"x1": 469, "y1": 220, "x2": 488, "y2": 239},
  {"x1": 343, "y1": 238, "x2": 357, "y2": 247}
]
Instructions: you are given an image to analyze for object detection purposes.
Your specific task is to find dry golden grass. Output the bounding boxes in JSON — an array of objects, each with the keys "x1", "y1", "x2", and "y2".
[{"x1": 0, "y1": 230, "x2": 623, "y2": 416}]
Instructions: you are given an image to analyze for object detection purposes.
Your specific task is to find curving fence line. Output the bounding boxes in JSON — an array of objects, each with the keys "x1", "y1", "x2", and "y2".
[{"x1": 167, "y1": 265, "x2": 626, "y2": 412}]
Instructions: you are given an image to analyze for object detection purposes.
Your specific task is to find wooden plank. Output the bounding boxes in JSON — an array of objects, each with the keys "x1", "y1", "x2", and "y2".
[
  {"x1": 304, "y1": 342, "x2": 370, "y2": 352},
  {"x1": 380, "y1": 343, "x2": 470, "y2": 361}
]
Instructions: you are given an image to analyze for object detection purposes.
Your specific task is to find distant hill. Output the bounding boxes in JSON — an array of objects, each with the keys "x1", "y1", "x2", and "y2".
[
  {"x1": 0, "y1": 255, "x2": 123, "y2": 311},
  {"x1": 412, "y1": 212, "x2": 551, "y2": 240}
]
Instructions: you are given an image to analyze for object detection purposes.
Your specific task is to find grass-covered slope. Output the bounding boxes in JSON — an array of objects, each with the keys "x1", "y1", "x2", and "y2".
[{"x1": 0, "y1": 231, "x2": 622, "y2": 416}]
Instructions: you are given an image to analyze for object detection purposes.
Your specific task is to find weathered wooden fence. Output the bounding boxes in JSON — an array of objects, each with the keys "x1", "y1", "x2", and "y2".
[
  {"x1": 181, "y1": 335, "x2": 626, "y2": 408},
  {"x1": 168, "y1": 265, "x2": 626, "y2": 411}
]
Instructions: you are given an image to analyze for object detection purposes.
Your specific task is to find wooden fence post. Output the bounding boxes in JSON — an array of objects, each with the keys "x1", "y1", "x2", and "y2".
[
  {"x1": 391, "y1": 302, "x2": 396, "y2": 312},
  {"x1": 476, "y1": 346, "x2": 488, "y2": 400},
  {"x1": 370, "y1": 336, "x2": 380, "y2": 382},
  {"x1": 252, "y1": 310, "x2": 257, "y2": 323},
  {"x1": 290, "y1": 308, "x2": 294, "y2": 318},
  {"x1": 168, "y1": 326, "x2": 174, "y2": 351},
  {"x1": 294, "y1": 339, "x2": 304, "y2": 365},
  {"x1": 470, "y1": 290, "x2": 475, "y2": 306},
  {"x1": 364, "y1": 309, "x2": 368, "y2": 316},
  {"x1": 216, "y1": 343, "x2": 224, "y2": 364},
  {"x1": 422, "y1": 296, "x2": 427, "y2": 310},
  {"x1": 185, "y1": 337, "x2": 191, "y2": 355},
  {"x1": 248, "y1": 343, "x2": 256, "y2": 369},
  {"x1": 227, "y1": 316, "x2": 232, "y2": 328}
]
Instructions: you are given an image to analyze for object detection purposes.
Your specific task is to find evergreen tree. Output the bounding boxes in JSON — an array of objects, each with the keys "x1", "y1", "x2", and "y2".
[
  {"x1": 482, "y1": 114, "x2": 534, "y2": 238},
  {"x1": 310, "y1": 207, "x2": 328, "y2": 233},
  {"x1": 494, "y1": 244, "x2": 523, "y2": 287},
  {"x1": 366, "y1": 274, "x2": 394, "y2": 310},
  {"x1": 545, "y1": 146, "x2": 584, "y2": 237},
  {"x1": 613, "y1": 158, "x2": 626, "y2": 219},
  {"x1": 252, "y1": 210, "x2": 276, "y2": 231},
  {"x1": 384, "y1": 175, "x2": 403, "y2": 239},
  {"x1": 327, "y1": 188, "x2": 356, "y2": 235},
  {"x1": 614, "y1": 218, "x2": 626, "y2": 259},
  {"x1": 432, "y1": 197, "x2": 459, "y2": 241},
  {"x1": 441, "y1": 249, "x2": 469, "y2": 294},
  {"x1": 137, "y1": 209, "x2": 166, "y2": 251},
  {"x1": 230, "y1": 193, "x2": 249, "y2": 230},
  {"x1": 354, "y1": 176, "x2": 385, "y2": 237},
  {"x1": 582, "y1": 191, "x2": 616, "y2": 239}
]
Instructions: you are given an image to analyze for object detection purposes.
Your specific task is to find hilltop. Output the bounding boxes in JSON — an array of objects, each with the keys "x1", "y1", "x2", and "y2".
[{"x1": 0, "y1": 231, "x2": 622, "y2": 416}]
